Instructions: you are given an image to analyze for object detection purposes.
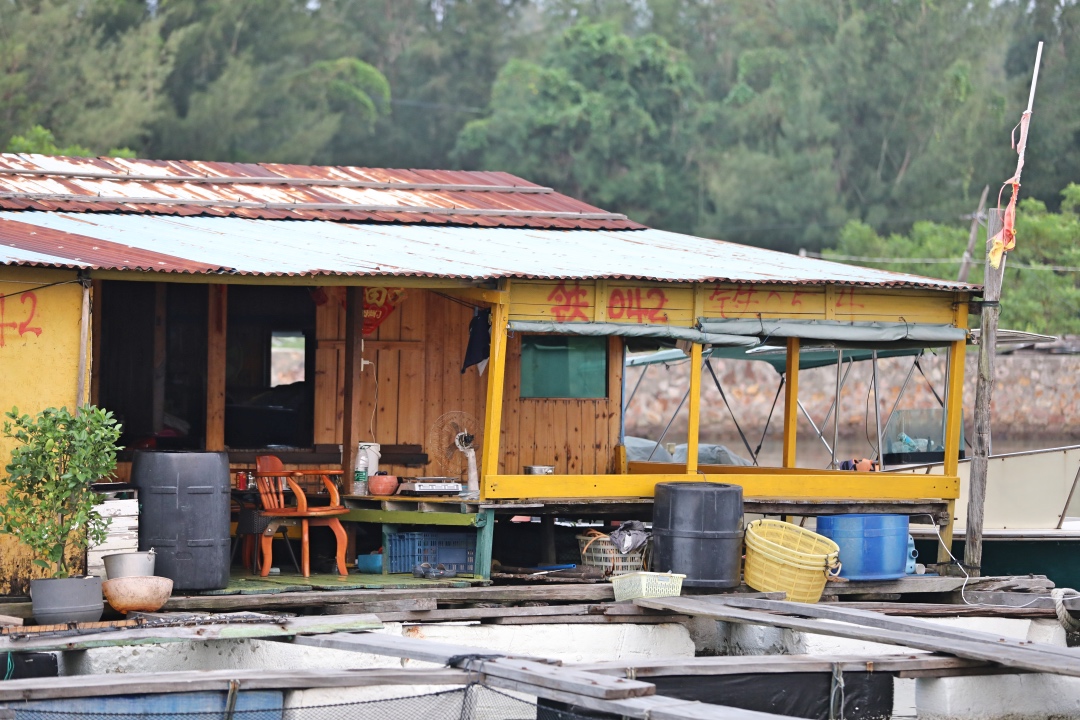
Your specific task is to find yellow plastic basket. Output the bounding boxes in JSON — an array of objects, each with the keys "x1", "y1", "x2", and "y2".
[
  {"x1": 577, "y1": 531, "x2": 647, "y2": 576},
  {"x1": 744, "y1": 519, "x2": 840, "y2": 603},
  {"x1": 610, "y1": 571, "x2": 685, "y2": 602}
]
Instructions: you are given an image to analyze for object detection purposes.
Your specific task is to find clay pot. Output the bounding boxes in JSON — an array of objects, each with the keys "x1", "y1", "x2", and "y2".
[
  {"x1": 367, "y1": 475, "x2": 399, "y2": 496},
  {"x1": 102, "y1": 576, "x2": 174, "y2": 614}
]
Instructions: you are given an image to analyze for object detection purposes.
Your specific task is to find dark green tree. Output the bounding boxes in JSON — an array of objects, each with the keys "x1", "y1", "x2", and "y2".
[
  {"x1": 827, "y1": 184, "x2": 1080, "y2": 334},
  {"x1": 0, "y1": 0, "x2": 171, "y2": 154},
  {"x1": 146, "y1": 0, "x2": 389, "y2": 163},
  {"x1": 454, "y1": 20, "x2": 710, "y2": 233}
]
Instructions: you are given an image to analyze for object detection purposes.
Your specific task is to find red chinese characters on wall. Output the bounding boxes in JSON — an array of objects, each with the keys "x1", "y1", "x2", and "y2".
[
  {"x1": 546, "y1": 281, "x2": 591, "y2": 322},
  {"x1": 362, "y1": 287, "x2": 407, "y2": 335},
  {"x1": 708, "y1": 284, "x2": 761, "y2": 317},
  {"x1": 706, "y1": 284, "x2": 818, "y2": 318},
  {"x1": 833, "y1": 287, "x2": 865, "y2": 313},
  {"x1": 607, "y1": 287, "x2": 669, "y2": 323},
  {"x1": 0, "y1": 292, "x2": 43, "y2": 348}
]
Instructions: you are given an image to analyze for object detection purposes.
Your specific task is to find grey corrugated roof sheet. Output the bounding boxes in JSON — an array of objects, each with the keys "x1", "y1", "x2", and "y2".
[{"x1": 0, "y1": 212, "x2": 978, "y2": 290}]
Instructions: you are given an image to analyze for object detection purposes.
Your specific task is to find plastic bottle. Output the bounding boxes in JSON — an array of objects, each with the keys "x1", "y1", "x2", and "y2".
[
  {"x1": 899, "y1": 433, "x2": 919, "y2": 452},
  {"x1": 355, "y1": 445, "x2": 369, "y2": 495}
]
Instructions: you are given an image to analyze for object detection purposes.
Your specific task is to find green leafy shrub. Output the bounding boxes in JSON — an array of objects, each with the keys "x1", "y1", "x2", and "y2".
[{"x1": 1, "y1": 406, "x2": 122, "y2": 578}]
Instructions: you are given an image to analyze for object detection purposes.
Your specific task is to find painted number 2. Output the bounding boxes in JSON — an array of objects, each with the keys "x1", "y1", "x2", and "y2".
[
  {"x1": 607, "y1": 288, "x2": 669, "y2": 323},
  {"x1": 0, "y1": 292, "x2": 43, "y2": 347}
]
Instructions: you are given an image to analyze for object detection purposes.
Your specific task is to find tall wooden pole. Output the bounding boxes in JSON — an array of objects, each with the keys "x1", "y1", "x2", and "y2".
[
  {"x1": 957, "y1": 185, "x2": 990, "y2": 283},
  {"x1": 341, "y1": 286, "x2": 365, "y2": 495},
  {"x1": 964, "y1": 209, "x2": 1005, "y2": 575},
  {"x1": 205, "y1": 284, "x2": 227, "y2": 451}
]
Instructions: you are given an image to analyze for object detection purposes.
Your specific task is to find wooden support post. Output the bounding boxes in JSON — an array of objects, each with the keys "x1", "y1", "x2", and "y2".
[
  {"x1": 783, "y1": 337, "x2": 800, "y2": 468},
  {"x1": 205, "y1": 284, "x2": 227, "y2": 451},
  {"x1": 380, "y1": 523, "x2": 398, "y2": 575},
  {"x1": 341, "y1": 286, "x2": 365, "y2": 495},
  {"x1": 151, "y1": 283, "x2": 167, "y2": 433},
  {"x1": 540, "y1": 515, "x2": 557, "y2": 566},
  {"x1": 89, "y1": 279, "x2": 103, "y2": 405},
  {"x1": 957, "y1": 185, "x2": 990, "y2": 283},
  {"x1": 75, "y1": 278, "x2": 90, "y2": 409},
  {"x1": 481, "y1": 282, "x2": 510, "y2": 482},
  {"x1": 965, "y1": 209, "x2": 1005, "y2": 575},
  {"x1": 938, "y1": 337, "x2": 968, "y2": 565},
  {"x1": 686, "y1": 343, "x2": 703, "y2": 475},
  {"x1": 474, "y1": 509, "x2": 495, "y2": 580}
]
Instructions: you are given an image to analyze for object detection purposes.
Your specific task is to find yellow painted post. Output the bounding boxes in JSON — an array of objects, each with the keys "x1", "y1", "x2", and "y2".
[
  {"x1": 938, "y1": 338, "x2": 967, "y2": 563},
  {"x1": 481, "y1": 281, "x2": 511, "y2": 486},
  {"x1": 783, "y1": 337, "x2": 800, "y2": 468},
  {"x1": 686, "y1": 343, "x2": 703, "y2": 474}
]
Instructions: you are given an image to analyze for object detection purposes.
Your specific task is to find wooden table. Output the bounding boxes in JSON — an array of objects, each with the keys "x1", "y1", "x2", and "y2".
[{"x1": 342, "y1": 495, "x2": 494, "y2": 580}]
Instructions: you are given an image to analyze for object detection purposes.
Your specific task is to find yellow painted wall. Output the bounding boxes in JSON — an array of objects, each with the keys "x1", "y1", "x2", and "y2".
[
  {"x1": 509, "y1": 280, "x2": 964, "y2": 326},
  {"x1": 0, "y1": 267, "x2": 86, "y2": 594}
]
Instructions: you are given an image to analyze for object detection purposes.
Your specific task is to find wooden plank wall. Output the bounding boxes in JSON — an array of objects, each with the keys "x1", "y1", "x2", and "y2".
[
  {"x1": 313, "y1": 289, "x2": 487, "y2": 478},
  {"x1": 499, "y1": 335, "x2": 623, "y2": 476},
  {"x1": 312, "y1": 288, "x2": 621, "y2": 479}
]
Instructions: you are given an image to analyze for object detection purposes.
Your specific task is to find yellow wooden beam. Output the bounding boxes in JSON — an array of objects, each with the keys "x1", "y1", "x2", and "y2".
[
  {"x1": 686, "y1": 343, "x2": 703, "y2": 474},
  {"x1": 939, "y1": 338, "x2": 968, "y2": 563},
  {"x1": 943, "y1": 339, "x2": 966, "y2": 478},
  {"x1": 783, "y1": 337, "x2": 800, "y2": 468},
  {"x1": 480, "y1": 280, "x2": 511, "y2": 485},
  {"x1": 483, "y1": 472, "x2": 959, "y2": 501}
]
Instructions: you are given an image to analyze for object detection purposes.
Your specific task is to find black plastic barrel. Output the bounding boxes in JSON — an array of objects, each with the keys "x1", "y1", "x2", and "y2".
[
  {"x1": 652, "y1": 482, "x2": 744, "y2": 588},
  {"x1": 131, "y1": 450, "x2": 231, "y2": 590}
]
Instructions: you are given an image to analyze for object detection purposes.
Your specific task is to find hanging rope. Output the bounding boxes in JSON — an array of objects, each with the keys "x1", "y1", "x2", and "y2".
[{"x1": 829, "y1": 662, "x2": 846, "y2": 720}]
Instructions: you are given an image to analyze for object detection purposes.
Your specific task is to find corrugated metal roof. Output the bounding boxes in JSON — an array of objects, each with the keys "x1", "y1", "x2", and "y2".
[
  {"x1": 0, "y1": 212, "x2": 979, "y2": 290},
  {"x1": 0, "y1": 155, "x2": 641, "y2": 230}
]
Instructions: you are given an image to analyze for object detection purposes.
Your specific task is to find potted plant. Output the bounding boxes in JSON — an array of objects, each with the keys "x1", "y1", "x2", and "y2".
[{"x1": 1, "y1": 405, "x2": 122, "y2": 624}]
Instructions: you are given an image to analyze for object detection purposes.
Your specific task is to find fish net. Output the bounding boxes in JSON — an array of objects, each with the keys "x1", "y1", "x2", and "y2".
[{"x1": 3, "y1": 683, "x2": 609, "y2": 720}]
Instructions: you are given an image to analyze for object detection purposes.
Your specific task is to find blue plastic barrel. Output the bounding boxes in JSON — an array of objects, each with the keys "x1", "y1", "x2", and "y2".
[{"x1": 815, "y1": 514, "x2": 909, "y2": 580}]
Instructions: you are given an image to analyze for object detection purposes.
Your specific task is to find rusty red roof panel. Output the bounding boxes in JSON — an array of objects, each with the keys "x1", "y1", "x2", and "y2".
[{"x1": 0, "y1": 154, "x2": 643, "y2": 229}]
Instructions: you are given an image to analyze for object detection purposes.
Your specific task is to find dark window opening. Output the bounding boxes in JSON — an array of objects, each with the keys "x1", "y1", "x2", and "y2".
[
  {"x1": 97, "y1": 282, "x2": 317, "y2": 454},
  {"x1": 98, "y1": 281, "x2": 207, "y2": 452},
  {"x1": 224, "y1": 286, "x2": 316, "y2": 449}
]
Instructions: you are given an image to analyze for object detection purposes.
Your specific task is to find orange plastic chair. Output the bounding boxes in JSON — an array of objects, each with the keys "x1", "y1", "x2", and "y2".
[{"x1": 254, "y1": 455, "x2": 349, "y2": 577}]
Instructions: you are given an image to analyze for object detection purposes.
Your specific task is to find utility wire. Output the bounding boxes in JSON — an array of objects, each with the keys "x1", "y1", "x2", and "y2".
[
  {"x1": 803, "y1": 251, "x2": 1080, "y2": 274},
  {"x1": 0, "y1": 279, "x2": 79, "y2": 300}
]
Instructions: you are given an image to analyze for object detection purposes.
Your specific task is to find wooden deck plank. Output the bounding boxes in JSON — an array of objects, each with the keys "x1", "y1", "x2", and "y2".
[
  {"x1": 571, "y1": 653, "x2": 994, "y2": 678},
  {"x1": 637, "y1": 597, "x2": 1080, "y2": 678},
  {"x1": 0, "y1": 614, "x2": 381, "y2": 654},
  {"x1": 290, "y1": 630, "x2": 524, "y2": 665},
  {"x1": 487, "y1": 614, "x2": 689, "y2": 625},
  {"x1": 717, "y1": 597, "x2": 1080, "y2": 662},
  {"x1": 470, "y1": 657, "x2": 656, "y2": 699},
  {"x1": 159, "y1": 583, "x2": 616, "y2": 612}
]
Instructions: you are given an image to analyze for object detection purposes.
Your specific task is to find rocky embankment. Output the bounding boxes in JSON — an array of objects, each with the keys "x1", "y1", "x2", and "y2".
[{"x1": 625, "y1": 350, "x2": 1080, "y2": 450}]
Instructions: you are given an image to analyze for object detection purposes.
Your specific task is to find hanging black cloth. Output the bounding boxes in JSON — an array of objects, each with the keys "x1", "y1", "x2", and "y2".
[{"x1": 461, "y1": 308, "x2": 491, "y2": 374}]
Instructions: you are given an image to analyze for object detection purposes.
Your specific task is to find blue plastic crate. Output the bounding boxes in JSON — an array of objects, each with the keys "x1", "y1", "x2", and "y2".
[{"x1": 387, "y1": 531, "x2": 476, "y2": 574}]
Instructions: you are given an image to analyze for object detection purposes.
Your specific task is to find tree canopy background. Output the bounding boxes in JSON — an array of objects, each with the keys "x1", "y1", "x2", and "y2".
[{"x1": 1, "y1": 0, "x2": 1078, "y2": 325}]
